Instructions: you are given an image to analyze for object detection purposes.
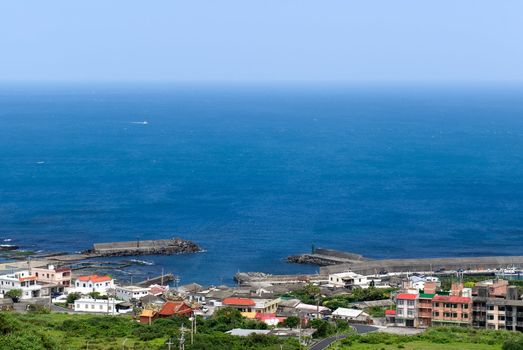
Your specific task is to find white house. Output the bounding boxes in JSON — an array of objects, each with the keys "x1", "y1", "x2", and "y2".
[
  {"x1": 331, "y1": 307, "x2": 370, "y2": 322},
  {"x1": 115, "y1": 285, "x2": 150, "y2": 301},
  {"x1": 73, "y1": 298, "x2": 124, "y2": 315},
  {"x1": 73, "y1": 275, "x2": 114, "y2": 295},
  {"x1": 408, "y1": 275, "x2": 441, "y2": 291},
  {"x1": 0, "y1": 270, "x2": 42, "y2": 300},
  {"x1": 328, "y1": 271, "x2": 369, "y2": 289}
]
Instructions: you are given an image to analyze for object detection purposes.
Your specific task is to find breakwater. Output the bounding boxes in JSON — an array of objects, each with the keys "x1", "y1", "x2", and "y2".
[
  {"x1": 320, "y1": 256, "x2": 523, "y2": 275},
  {"x1": 287, "y1": 247, "x2": 367, "y2": 266},
  {"x1": 84, "y1": 238, "x2": 201, "y2": 257},
  {"x1": 287, "y1": 247, "x2": 523, "y2": 278}
]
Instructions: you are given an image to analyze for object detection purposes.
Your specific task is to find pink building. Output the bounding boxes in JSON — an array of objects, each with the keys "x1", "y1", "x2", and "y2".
[{"x1": 32, "y1": 264, "x2": 72, "y2": 292}]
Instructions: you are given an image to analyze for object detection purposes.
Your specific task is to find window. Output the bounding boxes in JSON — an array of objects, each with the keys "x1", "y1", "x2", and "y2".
[
  {"x1": 407, "y1": 300, "x2": 415, "y2": 307},
  {"x1": 499, "y1": 306, "x2": 505, "y2": 311},
  {"x1": 488, "y1": 305, "x2": 494, "y2": 311},
  {"x1": 433, "y1": 312, "x2": 439, "y2": 317},
  {"x1": 99, "y1": 305, "x2": 103, "y2": 310},
  {"x1": 407, "y1": 310, "x2": 414, "y2": 317},
  {"x1": 463, "y1": 304, "x2": 469, "y2": 309},
  {"x1": 397, "y1": 300, "x2": 404, "y2": 306},
  {"x1": 397, "y1": 309, "x2": 403, "y2": 316},
  {"x1": 463, "y1": 313, "x2": 468, "y2": 319},
  {"x1": 91, "y1": 305, "x2": 95, "y2": 309},
  {"x1": 452, "y1": 313, "x2": 457, "y2": 318},
  {"x1": 444, "y1": 312, "x2": 451, "y2": 317},
  {"x1": 487, "y1": 315, "x2": 494, "y2": 320},
  {"x1": 433, "y1": 302, "x2": 439, "y2": 307},
  {"x1": 499, "y1": 316, "x2": 505, "y2": 321}
]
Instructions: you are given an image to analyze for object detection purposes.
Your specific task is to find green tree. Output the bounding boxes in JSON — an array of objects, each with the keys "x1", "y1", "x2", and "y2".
[
  {"x1": 5, "y1": 289, "x2": 22, "y2": 302},
  {"x1": 283, "y1": 316, "x2": 300, "y2": 329},
  {"x1": 66, "y1": 293, "x2": 81, "y2": 305}
]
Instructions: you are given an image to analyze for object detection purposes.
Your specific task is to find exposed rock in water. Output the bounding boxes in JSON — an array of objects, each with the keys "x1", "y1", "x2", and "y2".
[{"x1": 287, "y1": 254, "x2": 339, "y2": 266}]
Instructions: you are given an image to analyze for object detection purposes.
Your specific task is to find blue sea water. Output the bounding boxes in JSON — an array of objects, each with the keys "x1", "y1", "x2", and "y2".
[{"x1": 1, "y1": 83, "x2": 523, "y2": 285}]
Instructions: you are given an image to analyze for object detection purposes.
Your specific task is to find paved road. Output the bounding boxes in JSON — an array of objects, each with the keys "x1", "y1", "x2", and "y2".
[{"x1": 309, "y1": 324, "x2": 378, "y2": 350}]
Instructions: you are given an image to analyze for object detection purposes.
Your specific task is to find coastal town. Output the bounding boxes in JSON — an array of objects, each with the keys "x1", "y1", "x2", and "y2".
[{"x1": 3, "y1": 241, "x2": 523, "y2": 349}]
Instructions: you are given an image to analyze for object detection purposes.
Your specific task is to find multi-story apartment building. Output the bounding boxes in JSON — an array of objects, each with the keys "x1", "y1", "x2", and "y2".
[
  {"x1": 417, "y1": 281, "x2": 438, "y2": 328},
  {"x1": 431, "y1": 295, "x2": 472, "y2": 326},
  {"x1": 473, "y1": 281, "x2": 523, "y2": 332},
  {"x1": 395, "y1": 293, "x2": 418, "y2": 327},
  {"x1": 393, "y1": 278, "x2": 523, "y2": 332},
  {"x1": 32, "y1": 264, "x2": 72, "y2": 292},
  {"x1": 0, "y1": 270, "x2": 42, "y2": 299}
]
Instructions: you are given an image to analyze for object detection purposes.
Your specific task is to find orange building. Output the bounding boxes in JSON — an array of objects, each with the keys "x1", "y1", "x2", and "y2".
[
  {"x1": 158, "y1": 301, "x2": 193, "y2": 318},
  {"x1": 432, "y1": 295, "x2": 472, "y2": 326}
]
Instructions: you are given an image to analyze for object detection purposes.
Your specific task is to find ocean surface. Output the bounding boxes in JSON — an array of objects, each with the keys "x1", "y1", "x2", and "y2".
[{"x1": 1, "y1": 83, "x2": 523, "y2": 285}]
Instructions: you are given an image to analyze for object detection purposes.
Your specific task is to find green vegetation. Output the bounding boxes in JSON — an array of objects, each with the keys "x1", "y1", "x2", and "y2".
[
  {"x1": 322, "y1": 287, "x2": 396, "y2": 309},
  {"x1": 0, "y1": 308, "x2": 300, "y2": 350},
  {"x1": 5, "y1": 289, "x2": 22, "y2": 301},
  {"x1": 283, "y1": 284, "x2": 396, "y2": 310},
  {"x1": 88, "y1": 292, "x2": 108, "y2": 300},
  {"x1": 333, "y1": 327, "x2": 523, "y2": 350},
  {"x1": 284, "y1": 284, "x2": 321, "y2": 304},
  {"x1": 364, "y1": 306, "x2": 389, "y2": 318},
  {"x1": 66, "y1": 292, "x2": 81, "y2": 305},
  {"x1": 282, "y1": 316, "x2": 300, "y2": 329}
]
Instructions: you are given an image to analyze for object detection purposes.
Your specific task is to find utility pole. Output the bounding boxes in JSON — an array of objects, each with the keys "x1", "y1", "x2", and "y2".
[
  {"x1": 166, "y1": 338, "x2": 173, "y2": 350},
  {"x1": 190, "y1": 317, "x2": 194, "y2": 345},
  {"x1": 298, "y1": 315, "x2": 302, "y2": 350},
  {"x1": 179, "y1": 324, "x2": 186, "y2": 350}
]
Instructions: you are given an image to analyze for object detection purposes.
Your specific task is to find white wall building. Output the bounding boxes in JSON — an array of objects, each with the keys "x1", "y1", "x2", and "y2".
[
  {"x1": 0, "y1": 270, "x2": 42, "y2": 300},
  {"x1": 331, "y1": 307, "x2": 370, "y2": 322},
  {"x1": 73, "y1": 298, "x2": 123, "y2": 315},
  {"x1": 328, "y1": 271, "x2": 369, "y2": 289},
  {"x1": 115, "y1": 285, "x2": 150, "y2": 301},
  {"x1": 73, "y1": 275, "x2": 114, "y2": 295}
]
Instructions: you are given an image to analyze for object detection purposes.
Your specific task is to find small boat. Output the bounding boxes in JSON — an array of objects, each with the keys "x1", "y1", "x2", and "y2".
[
  {"x1": 129, "y1": 259, "x2": 154, "y2": 266},
  {"x1": 496, "y1": 266, "x2": 522, "y2": 276},
  {"x1": 131, "y1": 121, "x2": 148, "y2": 125},
  {"x1": 0, "y1": 244, "x2": 19, "y2": 251}
]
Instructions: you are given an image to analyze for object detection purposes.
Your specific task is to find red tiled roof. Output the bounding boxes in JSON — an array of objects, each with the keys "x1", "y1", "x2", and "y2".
[
  {"x1": 55, "y1": 268, "x2": 71, "y2": 273},
  {"x1": 396, "y1": 293, "x2": 417, "y2": 300},
  {"x1": 159, "y1": 301, "x2": 193, "y2": 316},
  {"x1": 149, "y1": 286, "x2": 166, "y2": 296},
  {"x1": 385, "y1": 309, "x2": 396, "y2": 315},
  {"x1": 19, "y1": 276, "x2": 37, "y2": 282},
  {"x1": 77, "y1": 275, "x2": 112, "y2": 283},
  {"x1": 433, "y1": 295, "x2": 471, "y2": 303},
  {"x1": 222, "y1": 297, "x2": 256, "y2": 306},
  {"x1": 255, "y1": 313, "x2": 276, "y2": 320}
]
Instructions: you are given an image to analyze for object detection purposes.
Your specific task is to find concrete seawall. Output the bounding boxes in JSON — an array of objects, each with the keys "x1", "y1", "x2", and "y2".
[
  {"x1": 86, "y1": 238, "x2": 201, "y2": 257},
  {"x1": 320, "y1": 256, "x2": 523, "y2": 275}
]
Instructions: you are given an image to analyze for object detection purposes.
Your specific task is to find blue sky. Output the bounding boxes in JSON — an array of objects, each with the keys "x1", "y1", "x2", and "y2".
[{"x1": 1, "y1": 1, "x2": 522, "y2": 82}]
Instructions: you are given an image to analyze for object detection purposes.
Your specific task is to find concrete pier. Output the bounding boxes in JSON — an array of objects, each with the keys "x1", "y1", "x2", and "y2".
[
  {"x1": 86, "y1": 238, "x2": 201, "y2": 257},
  {"x1": 320, "y1": 255, "x2": 523, "y2": 275}
]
